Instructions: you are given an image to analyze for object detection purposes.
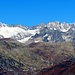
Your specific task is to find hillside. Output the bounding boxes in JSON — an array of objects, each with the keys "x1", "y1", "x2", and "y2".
[
  {"x1": 37, "y1": 60, "x2": 75, "y2": 75},
  {"x1": 0, "y1": 38, "x2": 75, "y2": 74}
]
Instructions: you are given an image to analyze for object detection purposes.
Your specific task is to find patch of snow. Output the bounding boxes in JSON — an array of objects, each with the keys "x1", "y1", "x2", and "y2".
[
  {"x1": 60, "y1": 23, "x2": 71, "y2": 32},
  {"x1": 54, "y1": 28, "x2": 57, "y2": 30},
  {"x1": 0, "y1": 26, "x2": 26, "y2": 38},
  {"x1": 72, "y1": 28, "x2": 75, "y2": 31},
  {"x1": 43, "y1": 34, "x2": 48, "y2": 38},
  {"x1": 34, "y1": 40, "x2": 39, "y2": 43},
  {"x1": 27, "y1": 29, "x2": 37, "y2": 35},
  {"x1": 50, "y1": 28, "x2": 53, "y2": 30},
  {"x1": 47, "y1": 36, "x2": 51, "y2": 40},
  {"x1": 18, "y1": 37, "x2": 31, "y2": 43},
  {"x1": 0, "y1": 26, "x2": 38, "y2": 38}
]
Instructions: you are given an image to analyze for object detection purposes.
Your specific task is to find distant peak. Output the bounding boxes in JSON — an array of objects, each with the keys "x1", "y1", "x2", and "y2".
[{"x1": 0, "y1": 22, "x2": 7, "y2": 27}]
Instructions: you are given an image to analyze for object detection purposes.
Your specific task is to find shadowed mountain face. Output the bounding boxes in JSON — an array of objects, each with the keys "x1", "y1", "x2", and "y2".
[
  {"x1": 37, "y1": 60, "x2": 75, "y2": 75},
  {"x1": 0, "y1": 38, "x2": 75, "y2": 75}
]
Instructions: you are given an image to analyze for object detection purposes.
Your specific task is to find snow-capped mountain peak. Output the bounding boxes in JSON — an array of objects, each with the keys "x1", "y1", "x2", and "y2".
[
  {"x1": 0, "y1": 22, "x2": 7, "y2": 27},
  {"x1": 59, "y1": 23, "x2": 71, "y2": 32},
  {"x1": 0, "y1": 21, "x2": 75, "y2": 43},
  {"x1": 16, "y1": 24, "x2": 29, "y2": 30},
  {"x1": 0, "y1": 24, "x2": 39, "y2": 42}
]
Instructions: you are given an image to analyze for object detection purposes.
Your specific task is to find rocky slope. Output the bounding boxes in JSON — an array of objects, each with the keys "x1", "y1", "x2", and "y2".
[
  {"x1": 0, "y1": 38, "x2": 75, "y2": 74},
  {"x1": 37, "y1": 60, "x2": 75, "y2": 75}
]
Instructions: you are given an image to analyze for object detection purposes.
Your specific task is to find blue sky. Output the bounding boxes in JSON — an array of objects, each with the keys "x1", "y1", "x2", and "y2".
[{"x1": 0, "y1": 0, "x2": 75, "y2": 26}]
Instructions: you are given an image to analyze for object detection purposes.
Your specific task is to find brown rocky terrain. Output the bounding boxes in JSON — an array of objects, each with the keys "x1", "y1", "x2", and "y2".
[
  {"x1": 37, "y1": 60, "x2": 75, "y2": 75},
  {"x1": 0, "y1": 38, "x2": 75, "y2": 75}
]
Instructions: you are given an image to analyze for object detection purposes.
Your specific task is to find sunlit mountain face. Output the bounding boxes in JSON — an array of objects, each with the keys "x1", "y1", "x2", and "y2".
[
  {"x1": 0, "y1": 21, "x2": 75, "y2": 75},
  {"x1": 0, "y1": 21, "x2": 75, "y2": 44}
]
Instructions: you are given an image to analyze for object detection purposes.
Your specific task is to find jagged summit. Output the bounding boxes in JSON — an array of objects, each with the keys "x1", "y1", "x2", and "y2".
[
  {"x1": 0, "y1": 21, "x2": 75, "y2": 43},
  {"x1": 0, "y1": 22, "x2": 7, "y2": 27}
]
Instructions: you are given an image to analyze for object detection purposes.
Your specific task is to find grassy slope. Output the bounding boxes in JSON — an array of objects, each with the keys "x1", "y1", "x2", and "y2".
[{"x1": 0, "y1": 39, "x2": 75, "y2": 71}]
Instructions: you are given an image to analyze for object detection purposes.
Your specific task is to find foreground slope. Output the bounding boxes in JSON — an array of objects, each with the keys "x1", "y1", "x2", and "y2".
[
  {"x1": 37, "y1": 60, "x2": 75, "y2": 75},
  {"x1": 0, "y1": 38, "x2": 75, "y2": 75}
]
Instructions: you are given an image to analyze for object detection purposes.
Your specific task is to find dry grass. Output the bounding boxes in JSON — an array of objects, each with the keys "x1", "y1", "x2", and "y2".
[{"x1": 0, "y1": 39, "x2": 75, "y2": 70}]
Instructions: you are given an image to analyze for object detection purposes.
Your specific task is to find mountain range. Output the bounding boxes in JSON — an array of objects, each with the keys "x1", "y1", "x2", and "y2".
[
  {"x1": 0, "y1": 21, "x2": 75, "y2": 44},
  {"x1": 0, "y1": 21, "x2": 75, "y2": 75}
]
